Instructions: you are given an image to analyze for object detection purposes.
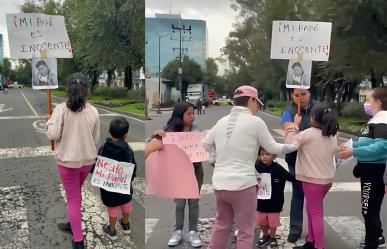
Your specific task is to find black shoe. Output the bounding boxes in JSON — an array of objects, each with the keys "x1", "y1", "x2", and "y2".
[
  {"x1": 287, "y1": 232, "x2": 301, "y2": 243},
  {"x1": 72, "y1": 240, "x2": 85, "y2": 249},
  {"x1": 256, "y1": 235, "x2": 270, "y2": 247},
  {"x1": 119, "y1": 218, "x2": 131, "y2": 235},
  {"x1": 293, "y1": 241, "x2": 316, "y2": 249},
  {"x1": 360, "y1": 236, "x2": 386, "y2": 248},
  {"x1": 102, "y1": 224, "x2": 117, "y2": 240},
  {"x1": 58, "y1": 222, "x2": 72, "y2": 234},
  {"x1": 269, "y1": 238, "x2": 278, "y2": 248}
]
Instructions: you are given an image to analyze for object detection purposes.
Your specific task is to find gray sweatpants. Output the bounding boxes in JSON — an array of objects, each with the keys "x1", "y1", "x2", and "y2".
[{"x1": 174, "y1": 164, "x2": 204, "y2": 231}]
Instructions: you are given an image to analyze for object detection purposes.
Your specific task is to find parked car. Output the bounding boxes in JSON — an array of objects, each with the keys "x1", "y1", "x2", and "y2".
[
  {"x1": 9, "y1": 82, "x2": 24, "y2": 89},
  {"x1": 212, "y1": 97, "x2": 234, "y2": 106}
]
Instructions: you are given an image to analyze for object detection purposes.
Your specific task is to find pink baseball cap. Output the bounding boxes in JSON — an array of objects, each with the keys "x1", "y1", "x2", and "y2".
[{"x1": 233, "y1": 85, "x2": 264, "y2": 105}]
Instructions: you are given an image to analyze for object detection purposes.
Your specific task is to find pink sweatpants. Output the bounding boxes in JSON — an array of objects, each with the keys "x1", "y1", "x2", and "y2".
[
  {"x1": 303, "y1": 181, "x2": 332, "y2": 249},
  {"x1": 208, "y1": 186, "x2": 257, "y2": 249},
  {"x1": 58, "y1": 165, "x2": 92, "y2": 242}
]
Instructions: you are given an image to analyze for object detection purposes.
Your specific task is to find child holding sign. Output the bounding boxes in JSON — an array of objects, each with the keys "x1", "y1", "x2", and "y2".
[
  {"x1": 97, "y1": 117, "x2": 137, "y2": 239},
  {"x1": 255, "y1": 147, "x2": 294, "y2": 248},
  {"x1": 285, "y1": 106, "x2": 338, "y2": 249}
]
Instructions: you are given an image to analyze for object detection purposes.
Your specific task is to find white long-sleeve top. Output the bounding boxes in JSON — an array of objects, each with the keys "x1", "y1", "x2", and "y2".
[{"x1": 202, "y1": 106, "x2": 298, "y2": 191}]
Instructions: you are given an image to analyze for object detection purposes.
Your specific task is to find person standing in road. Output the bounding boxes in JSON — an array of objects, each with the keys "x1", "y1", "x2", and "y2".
[
  {"x1": 202, "y1": 85, "x2": 298, "y2": 249},
  {"x1": 45, "y1": 73, "x2": 100, "y2": 249},
  {"x1": 281, "y1": 88, "x2": 321, "y2": 243},
  {"x1": 148, "y1": 101, "x2": 204, "y2": 248},
  {"x1": 285, "y1": 106, "x2": 338, "y2": 249},
  {"x1": 338, "y1": 87, "x2": 387, "y2": 249},
  {"x1": 196, "y1": 98, "x2": 203, "y2": 115}
]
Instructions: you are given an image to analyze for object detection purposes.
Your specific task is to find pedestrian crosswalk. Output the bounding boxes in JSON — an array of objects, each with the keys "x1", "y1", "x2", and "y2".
[
  {"x1": 145, "y1": 216, "x2": 367, "y2": 249},
  {"x1": 0, "y1": 143, "x2": 144, "y2": 249}
]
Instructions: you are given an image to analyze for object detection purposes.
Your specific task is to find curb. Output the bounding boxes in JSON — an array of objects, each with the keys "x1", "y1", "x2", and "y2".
[{"x1": 50, "y1": 94, "x2": 146, "y2": 121}]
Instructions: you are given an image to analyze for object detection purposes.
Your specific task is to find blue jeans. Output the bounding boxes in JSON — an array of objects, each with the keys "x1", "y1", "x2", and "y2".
[{"x1": 288, "y1": 162, "x2": 304, "y2": 234}]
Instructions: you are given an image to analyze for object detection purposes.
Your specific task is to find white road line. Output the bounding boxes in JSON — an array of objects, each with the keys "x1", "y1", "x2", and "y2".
[
  {"x1": 0, "y1": 142, "x2": 145, "y2": 160},
  {"x1": 20, "y1": 90, "x2": 39, "y2": 117},
  {"x1": 325, "y1": 216, "x2": 364, "y2": 249},
  {"x1": 145, "y1": 219, "x2": 159, "y2": 243},
  {"x1": 39, "y1": 91, "x2": 146, "y2": 123},
  {"x1": 0, "y1": 115, "x2": 45, "y2": 120},
  {"x1": 0, "y1": 186, "x2": 30, "y2": 248}
]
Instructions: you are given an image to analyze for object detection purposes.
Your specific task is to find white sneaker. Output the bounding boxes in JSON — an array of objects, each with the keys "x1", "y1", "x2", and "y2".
[
  {"x1": 168, "y1": 230, "x2": 183, "y2": 247},
  {"x1": 188, "y1": 230, "x2": 202, "y2": 248}
]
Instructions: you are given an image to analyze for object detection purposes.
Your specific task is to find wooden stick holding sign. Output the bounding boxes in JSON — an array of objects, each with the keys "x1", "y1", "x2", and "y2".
[{"x1": 40, "y1": 49, "x2": 54, "y2": 151}]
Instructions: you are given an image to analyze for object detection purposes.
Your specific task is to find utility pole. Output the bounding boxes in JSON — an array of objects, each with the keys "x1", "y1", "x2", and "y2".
[{"x1": 172, "y1": 22, "x2": 191, "y2": 101}]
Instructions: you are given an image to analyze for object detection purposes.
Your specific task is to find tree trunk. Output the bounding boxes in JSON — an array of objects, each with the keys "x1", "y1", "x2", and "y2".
[
  {"x1": 124, "y1": 66, "x2": 133, "y2": 89},
  {"x1": 107, "y1": 70, "x2": 113, "y2": 87}
]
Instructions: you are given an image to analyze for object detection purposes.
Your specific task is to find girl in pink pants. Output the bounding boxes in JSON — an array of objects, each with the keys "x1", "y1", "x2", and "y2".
[
  {"x1": 46, "y1": 73, "x2": 100, "y2": 249},
  {"x1": 285, "y1": 105, "x2": 338, "y2": 249}
]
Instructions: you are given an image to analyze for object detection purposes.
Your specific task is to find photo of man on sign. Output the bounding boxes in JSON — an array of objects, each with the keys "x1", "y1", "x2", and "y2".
[
  {"x1": 32, "y1": 57, "x2": 58, "y2": 89},
  {"x1": 286, "y1": 60, "x2": 311, "y2": 89}
]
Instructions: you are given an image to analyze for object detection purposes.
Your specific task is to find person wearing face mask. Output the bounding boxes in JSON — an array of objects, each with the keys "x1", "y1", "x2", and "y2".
[{"x1": 338, "y1": 87, "x2": 387, "y2": 249}]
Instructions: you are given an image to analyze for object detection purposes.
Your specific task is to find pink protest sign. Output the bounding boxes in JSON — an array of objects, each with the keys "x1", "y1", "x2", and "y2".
[
  {"x1": 145, "y1": 144, "x2": 200, "y2": 199},
  {"x1": 162, "y1": 131, "x2": 209, "y2": 162},
  {"x1": 91, "y1": 156, "x2": 135, "y2": 195}
]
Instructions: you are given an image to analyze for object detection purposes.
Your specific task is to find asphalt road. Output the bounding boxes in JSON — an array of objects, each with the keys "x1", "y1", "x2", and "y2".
[
  {"x1": 0, "y1": 87, "x2": 145, "y2": 249},
  {"x1": 145, "y1": 105, "x2": 387, "y2": 249}
]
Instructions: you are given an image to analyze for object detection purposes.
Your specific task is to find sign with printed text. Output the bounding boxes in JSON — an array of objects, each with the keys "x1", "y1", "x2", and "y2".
[
  {"x1": 257, "y1": 173, "x2": 272, "y2": 200},
  {"x1": 162, "y1": 131, "x2": 209, "y2": 163},
  {"x1": 6, "y1": 13, "x2": 73, "y2": 59},
  {"x1": 91, "y1": 156, "x2": 135, "y2": 195},
  {"x1": 270, "y1": 20, "x2": 332, "y2": 61}
]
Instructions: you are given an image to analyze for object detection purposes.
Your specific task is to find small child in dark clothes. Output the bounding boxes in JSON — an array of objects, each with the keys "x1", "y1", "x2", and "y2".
[
  {"x1": 98, "y1": 117, "x2": 137, "y2": 239},
  {"x1": 255, "y1": 147, "x2": 295, "y2": 248}
]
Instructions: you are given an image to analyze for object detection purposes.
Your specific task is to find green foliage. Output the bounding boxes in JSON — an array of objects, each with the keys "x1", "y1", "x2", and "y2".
[
  {"x1": 0, "y1": 58, "x2": 12, "y2": 79},
  {"x1": 94, "y1": 86, "x2": 128, "y2": 98},
  {"x1": 341, "y1": 102, "x2": 367, "y2": 118},
  {"x1": 127, "y1": 88, "x2": 145, "y2": 102},
  {"x1": 203, "y1": 58, "x2": 219, "y2": 86},
  {"x1": 161, "y1": 56, "x2": 203, "y2": 88}
]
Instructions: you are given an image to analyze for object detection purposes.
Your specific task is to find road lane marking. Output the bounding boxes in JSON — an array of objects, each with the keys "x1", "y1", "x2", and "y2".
[
  {"x1": 0, "y1": 186, "x2": 30, "y2": 249},
  {"x1": 0, "y1": 113, "x2": 140, "y2": 120},
  {"x1": 0, "y1": 104, "x2": 13, "y2": 113},
  {"x1": 145, "y1": 219, "x2": 159, "y2": 243},
  {"x1": 20, "y1": 90, "x2": 39, "y2": 116},
  {"x1": 0, "y1": 142, "x2": 145, "y2": 159},
  {"x1": 325, "y1": 216, "x2": 364, "y2": 249}
]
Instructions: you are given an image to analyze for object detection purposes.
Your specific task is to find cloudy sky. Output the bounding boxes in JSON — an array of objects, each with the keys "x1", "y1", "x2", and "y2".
[
  {"x1": 0, "y1": 0, "x2": 24, "y2": 57},
  {"x1": 146, "y1": 0, "x2": 239, "y2": 73}
]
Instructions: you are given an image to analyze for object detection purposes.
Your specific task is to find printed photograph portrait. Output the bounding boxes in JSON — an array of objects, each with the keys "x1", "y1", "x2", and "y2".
[
  {"x1": 32, "y1": 57, "x2": 58, "y2": 89},
  {"x1": 286, "y1": 60, "x2": 312, "y2": 89}
]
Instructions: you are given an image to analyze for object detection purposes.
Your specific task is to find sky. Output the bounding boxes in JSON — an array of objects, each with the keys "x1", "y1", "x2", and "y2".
[
  {"x1": 146, "y1": 0, "x2": 239, "y2": 74},
  {"x1": 0, "y1": 0, "x2": 24, "y2": 57}
]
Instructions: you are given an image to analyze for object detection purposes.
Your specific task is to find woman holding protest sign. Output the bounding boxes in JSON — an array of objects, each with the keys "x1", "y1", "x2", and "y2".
[
  {"x1": 202, "y1": 85, "x2": 298, "y2": 249},
  {"x1": 148, "y1": 101, "x2": 204, "y2": 248},
  {"x1": 338, "y1": 87, "x2": 387, "y2": 249},
  {"x1": 45, "y1": 73, "x2": 100, "y2": 249}
]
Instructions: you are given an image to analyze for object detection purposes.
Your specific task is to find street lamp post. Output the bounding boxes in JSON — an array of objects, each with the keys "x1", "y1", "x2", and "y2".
[{"x1": 158, "y1": 32, "x2": 174, "y2": 114}]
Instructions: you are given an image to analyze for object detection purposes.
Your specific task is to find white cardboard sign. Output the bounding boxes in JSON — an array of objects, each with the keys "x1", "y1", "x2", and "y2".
[
  {"x1": 6, "y1": 13, "x2": 73, "y2": 59},
  {"x1": 91, "y1": 156, "x2": 135, "y2": 195},
  {"x1": 270, "y1": 20, "x2": 332, "y2": 61}
]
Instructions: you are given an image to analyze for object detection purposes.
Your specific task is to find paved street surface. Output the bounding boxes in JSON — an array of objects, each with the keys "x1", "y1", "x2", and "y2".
[
  {"x1": 145, "y1": 105, "x2": 387, "y2": 249},
  {"x1": 0, "y1": 88, "x2": 145, "y2": 249}
]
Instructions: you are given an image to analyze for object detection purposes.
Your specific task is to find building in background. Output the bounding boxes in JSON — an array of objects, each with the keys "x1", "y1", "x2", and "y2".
[
  {"x1": 0, "y1": 34, "x2": 3, "y2": 65},
  {"x1": 145, "y1": 13, "x2": 207, "y2": 111}
]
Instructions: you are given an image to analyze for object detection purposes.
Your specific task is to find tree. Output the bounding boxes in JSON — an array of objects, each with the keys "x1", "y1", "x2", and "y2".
[
  {"x1": 162, "y1": 56, "x2": 203, "y2": 98},
  {"x1": 0, "y1": 58, "x2": 13, "y2": 79},
  {"x1": 203, "y1": 58, "x2": 219, "y2": 86}
]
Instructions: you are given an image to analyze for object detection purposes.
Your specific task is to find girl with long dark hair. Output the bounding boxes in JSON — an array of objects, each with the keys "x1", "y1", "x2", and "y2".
[
  {"x1": 148, "y1": 101, "x2": 203, "y2": 248},
  {"x1": 45, "y1": 73, "x2": 100, "y2": 249}
]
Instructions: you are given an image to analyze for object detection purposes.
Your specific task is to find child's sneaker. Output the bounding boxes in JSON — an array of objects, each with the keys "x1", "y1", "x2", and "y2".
[
  {"x1": 270, "y1": 238, "x2": 278, "y2": 248},
  {"x1": 167, "y1": 230, "x2": 183, "y2": 247},
  {"x1": 119, "y1": 218, "x2": 131, "y2": 235},
  {"x1": 256, "y1": 235, "x2": 270, "y2": 247},
  {"x1": 360, "y1": 236, "x2": 386, "y2": 248},
  {"x1": 58, "y1": 222, "x2": 72, "y2": 234},
  {"x1": 102, "y1": 224, "x2": 117, "y2": 240}
]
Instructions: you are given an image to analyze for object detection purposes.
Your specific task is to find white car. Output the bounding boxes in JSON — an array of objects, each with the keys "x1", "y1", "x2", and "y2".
[{"x1": 10, "y1": 82, "x2": 24, "y2": 89}]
